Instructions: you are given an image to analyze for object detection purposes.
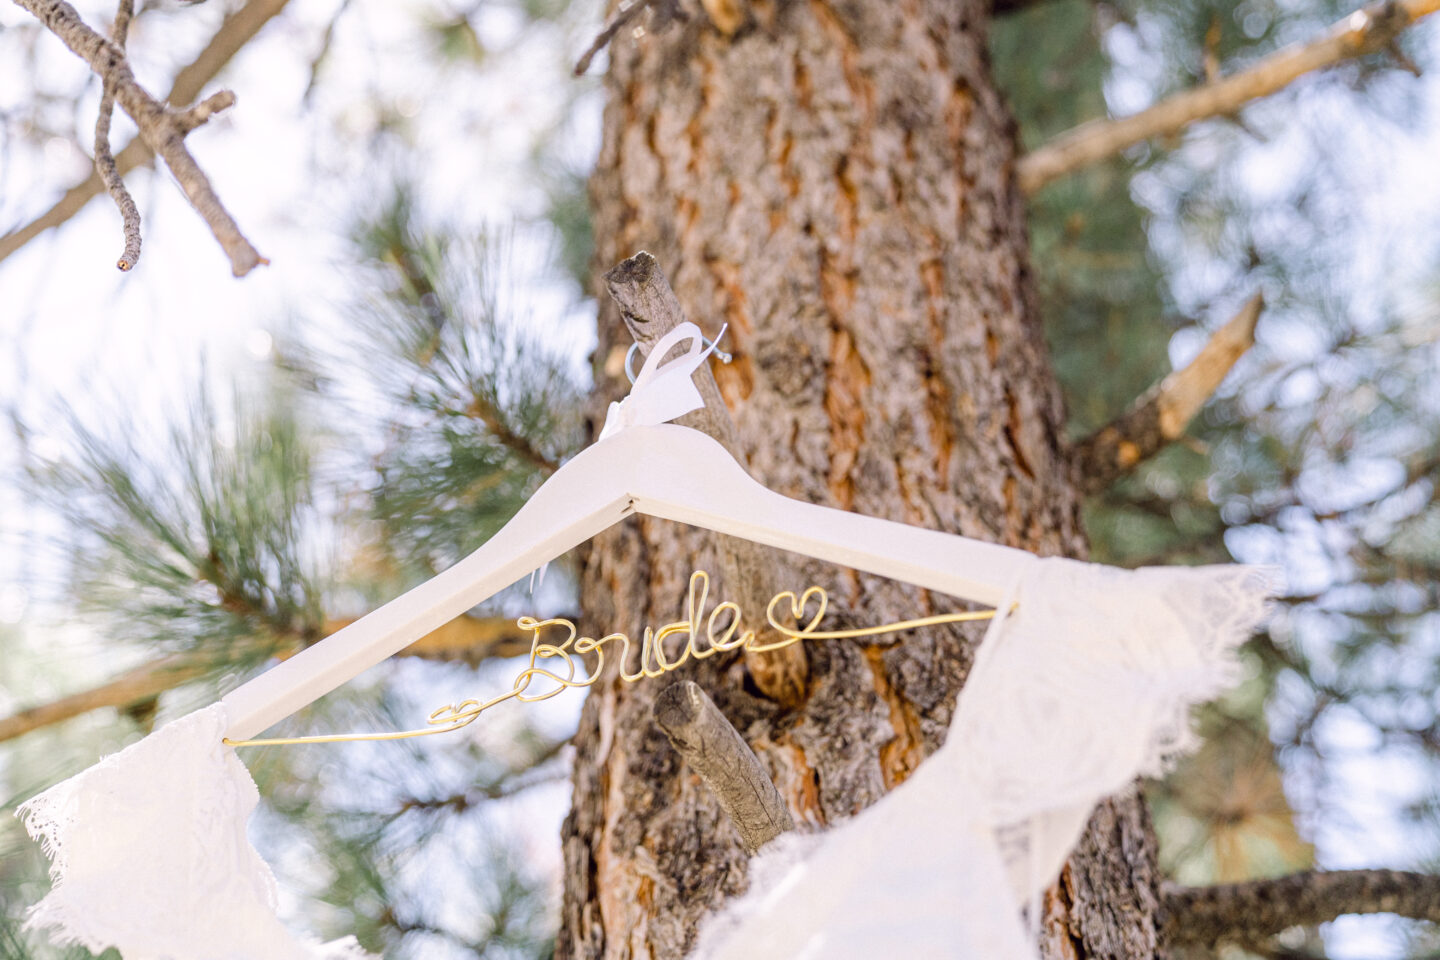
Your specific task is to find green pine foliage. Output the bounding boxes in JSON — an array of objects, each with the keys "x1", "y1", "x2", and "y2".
[
  {"x1": 347, "y1": 193, "x2": 585, "y2": 581},
  {"x1": 993, "y1": 0, "x2": 1174, "y2": 436},
  {"x1": 20, "y1": 385, "x2": 328, "y2": 664},
  {"x1": 0, "y1": 218, "x2": 585, "y2": 960},
  {"x1": 993, "y1": 0, "x2": 1440, "y2": 923}
]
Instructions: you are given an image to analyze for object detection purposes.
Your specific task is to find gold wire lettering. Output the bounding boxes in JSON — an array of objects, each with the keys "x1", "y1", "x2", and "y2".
[{"x1": 225, "y1": 570, "x2": 1000, "y2": 747}]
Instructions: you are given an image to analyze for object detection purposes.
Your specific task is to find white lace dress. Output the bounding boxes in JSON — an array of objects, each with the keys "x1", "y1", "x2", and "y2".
[
  {"x1": 17, "y1": 557, "x2": 1275, "y2": 960},
  {"x1": 689, "y1": 558, "x2": 1277, "y2": 960}
]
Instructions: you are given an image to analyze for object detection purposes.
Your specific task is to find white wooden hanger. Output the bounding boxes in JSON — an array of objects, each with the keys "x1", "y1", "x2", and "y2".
[{"x1": 221, "y1": 325, "x2": 1035, "y2": 742}]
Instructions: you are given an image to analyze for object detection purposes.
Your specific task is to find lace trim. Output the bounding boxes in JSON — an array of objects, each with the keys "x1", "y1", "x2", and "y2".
[
  {"x1": 17, "y1": 703, "x2": 373, "y2": 960},
  {"x1": 689, "y1": 559, "x2": 1280, "y2": 960},
  {"x1": 952, "y1": 561, "x2": 1280, "y2": 826}
]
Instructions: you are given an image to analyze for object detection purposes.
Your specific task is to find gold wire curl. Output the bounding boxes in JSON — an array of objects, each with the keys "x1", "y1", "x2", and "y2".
[{"x1": 225, "y1": 571, "x2": 997, "y2": 748}]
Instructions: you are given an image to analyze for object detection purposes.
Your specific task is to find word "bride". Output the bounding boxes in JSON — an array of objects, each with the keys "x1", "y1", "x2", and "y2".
[{"x1": 423, "y1": 571, "x2": 996, "y2": 738}]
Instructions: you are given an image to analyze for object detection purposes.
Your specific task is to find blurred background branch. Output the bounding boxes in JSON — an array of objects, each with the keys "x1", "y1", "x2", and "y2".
[
  {"x1": 1164, "y1": 869, "x2": 1440, "y2": 949},
  {"x1": 0, "y1": 0, "x2": 290, "y2": 267},
  {"x1": 1074, "y1": 292, "x2": 1263, "y2": 493},
  {"x1": 1019, "y1": 0, "x2": 1440, "y2": 193},
  {"x1": 12, "y1": 0, "x2": 264, "y2": 274}
]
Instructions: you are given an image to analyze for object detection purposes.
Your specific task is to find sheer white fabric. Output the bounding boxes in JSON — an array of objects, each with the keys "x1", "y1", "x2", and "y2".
[
  {"x1": 18, "y1": 558, "x2": 1274, "y2": 960},
  {"x1": 691, "y1": 558, "x2": 1278, "y2": 960},
  {"x1": 17, "y1": 703, "x2": 371, "y2": 960}
]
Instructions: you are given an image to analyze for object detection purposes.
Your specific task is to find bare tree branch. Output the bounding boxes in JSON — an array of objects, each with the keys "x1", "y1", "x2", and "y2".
[
  {"x1": 93, "y1": 0, "x2": 140, "y2": 270},
  {"x1": 0, "y1": 655, "x2": 206, "y2": 745},
  {"x1": 174, "y1": 90, "x2": 238, "y2": 133},
  {"x1": 0, "y1": 0, "x2": 289, "y2": 269},
  {"x1": 1162, "y1": 870, "x2": 1440, "y2": 948},
  {"x1": 1386, "y1": 37, "x2": 1425, "y2": 75},
  {"x1": 0, "y1": 140, "x2": 148, "y2": 267},
  {"x1": 301, "y1": 0, "x2": 356, "y2": 103},
  {"x1": 0, "y1": 612, "x2": 561, "y2": 745},
  {"x1": 1072, "y1": 293, "x2": 1263, "y2": 494},
  {"x1": 605, "y1": 252, "x2": 809, "y2": 706},
  {"x1": 1019, "y1": 0, "x2": 1440, "y2": 194},
  {"x1": 14, "y1": 0, "x2": 264, "y2": 274},
  {"x1": 572, "y1": 0, "x2": 689, "y2": 75},
  {"x1": 653, "y1": 681, "x2": 796, "y2": 854},
  {"x1": 575, "y1": 0, "x2": 654, "y2": 76}
]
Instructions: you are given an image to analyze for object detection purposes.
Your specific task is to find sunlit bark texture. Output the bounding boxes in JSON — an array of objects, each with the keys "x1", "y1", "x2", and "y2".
[{"x1": 560, "y1": 1, "x2": 1163, "y2": 957}]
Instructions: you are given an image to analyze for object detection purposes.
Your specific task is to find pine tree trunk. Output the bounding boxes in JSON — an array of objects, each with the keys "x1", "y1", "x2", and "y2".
[{"x1": 560, "y1": 1, "x2": 1163, "y2": 957}]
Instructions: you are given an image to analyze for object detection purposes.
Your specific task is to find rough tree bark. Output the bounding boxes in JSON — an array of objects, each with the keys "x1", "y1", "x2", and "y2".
[{"x1": 560, "y1": 1, "x2": 1161, "y2": 957}]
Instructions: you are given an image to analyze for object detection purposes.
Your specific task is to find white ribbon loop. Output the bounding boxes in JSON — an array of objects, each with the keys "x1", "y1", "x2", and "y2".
[{"x1": 599, "y1": 322, "x2": 727, "y2": 441}]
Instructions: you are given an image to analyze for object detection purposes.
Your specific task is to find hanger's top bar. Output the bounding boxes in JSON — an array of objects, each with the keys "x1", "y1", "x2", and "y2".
[
  {"x1": 628, "y1": 426, "x2": 1032, "y2": 608},
  {"x1": 222, "y1": 424, "x2": 1031, "y2": 741}
]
